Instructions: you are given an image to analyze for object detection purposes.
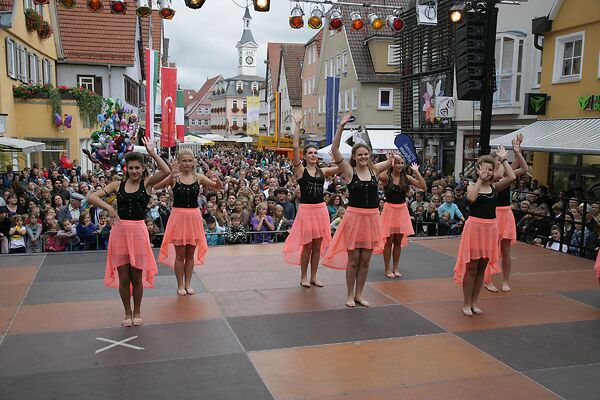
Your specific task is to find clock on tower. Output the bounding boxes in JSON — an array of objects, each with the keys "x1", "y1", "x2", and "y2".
[{"x1": 246, "y1": 55, "x2": 254, "y2": 65}]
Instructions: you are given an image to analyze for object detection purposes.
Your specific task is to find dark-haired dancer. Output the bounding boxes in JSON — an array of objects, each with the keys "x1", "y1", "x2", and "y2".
[
  {"x1": 484, "y1": 134, "x2": 528, "y2": 292},
  {"x1": 158, "y1": 148, "x2": 223, "y2": 295},
  {"x1": 453, "y1": 145, "x2": 515, "y2": 316},
  {"x1": 322, "y1": 113, "x2": 394, "y2": 307},
  {"x1": 283, "y1": 112, "x2": 339, "y2": 287},
  {"x1": 375, "y1": 154, "x2": 426, "y2": 278},
  {"x1": 89, "y1": 137, "x2": 170, "y2": 327}
]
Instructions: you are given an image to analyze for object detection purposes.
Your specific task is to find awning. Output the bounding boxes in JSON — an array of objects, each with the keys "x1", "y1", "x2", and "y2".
[
  {"x1": 0, "y1": 137, "x2": 46, "y2": 154},
  {"x1": 184, "y1": 136, "x2": 215, "y2": 145},
  {"x1": 490, "y1": 118, "x2": 600, "y2": 154},
  {"x1": 235, "y1": 136, "x2": 253, "y2": 143},
  {"x1": 318, "y1": 130, "x2": 353, "y2": 161},
  {"x1": 200, "y1": 134, "x2": 227, "y2": 142},
  {"x1": 366, "y1": 130, "x2": 400, "y2": 154}
]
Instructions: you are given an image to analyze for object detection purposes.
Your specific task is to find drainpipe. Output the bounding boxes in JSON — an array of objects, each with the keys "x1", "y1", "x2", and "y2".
[{"x1": 107, "y1": 64, "x2": 112, "y2": 98}]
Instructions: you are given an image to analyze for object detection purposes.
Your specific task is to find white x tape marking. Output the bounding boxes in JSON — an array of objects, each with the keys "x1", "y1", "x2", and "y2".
[{"x1": 95, "y1": 336, "x2": 145, "y2": 354}]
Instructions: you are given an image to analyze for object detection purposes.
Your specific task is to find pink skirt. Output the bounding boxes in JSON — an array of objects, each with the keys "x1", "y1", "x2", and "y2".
[
  {"x1": 595, "y1": 252, "x2": 600, "y2": 279},
  {"x1": 321, "y1": 207, "x2": 382, "y2": 270},
  {"x1": 453, "y1": 217, "x2": 500, "y2": 284},
  {"x1": 282, "y1": 202, "x2": 332, "y2": 266},
  {"x1": 374, "y1": 202, "x2": 414, "y2": 254},
  {"x1": 496, "y1": 206, "x2": 517, "y2": 242},
  {"x1": 105, "y1": 220, "x2": 158, "y2": 289},
  {"x1": 159, "y1": 207, "x2": 208, "y2": 269}
]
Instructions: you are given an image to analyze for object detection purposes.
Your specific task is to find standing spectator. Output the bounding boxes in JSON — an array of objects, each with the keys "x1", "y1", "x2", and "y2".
[
  {"x1": 250, "y1": 202, "x2": 274, "y2": 243},
  {"x1": 76, "y1": 212, "x2": 98, "y2": 251},
  {"x1": 56, "y1": 193, "x2": 85, "y2": 224},
  {"x1": 205, "y1": 215, "x2": 225, "y2": 246},
  {"x1": 453, "y1": 187, "x2": 469, "y2": 218},
  {"x1": 275, "y1": 187, "x2": 295, "y2": 220},
  {"x1": 0, "y1": 206, "x2": 11, "y2": 253},
  {"x1": 546, "y1": 226, "x2": 568, "y2": 253},
  {"x1": 97, "y1": 211, "x2": 111, "y2": 250},
  {"x1": 272, "y1": 204, "x2": 291, "y2": 242},
  {"x1": 225, "y1": 213, "x2": 247, "y2": 244},
  {"x1": 437, "y1": 192, "x2": 465, "y2": 224},
  {"x1": 25, "y1": 211, "x2": 43, "y2": 253},
  {"x1": 8, "y1": 215, "x2": 27, "y2": 253},
  {"x1": 410, "y1": 191, "x2": 428, "y2": 213},
  {"x1": 56, "y1": 218, "x2": 80, "y2": 251},
  {"x1": 569, "y1": 219, "x2": 590, "y2": 255}
]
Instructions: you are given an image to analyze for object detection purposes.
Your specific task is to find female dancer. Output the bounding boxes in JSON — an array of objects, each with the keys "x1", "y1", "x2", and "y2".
[
  {"x1": 454, "y1": 145, "x2": 515, "y2": 316},
  {"x1": 485, "y1": 134, "x2": 528, "y2": 292},
  {"x1": 322, "y1": 113, "x2": 394, "y2": 307},
  {"x1": 158, "y1": 148, "x2": 223, "y2": 296},
  {"x1": 375, "y1": 155, "x2": 426, "y2": 278},
  {"x1": 282, "y1": 112, "x2": 339, "y2": 287},
  {"x1": 88, "y1": 137, "x2": 170, "y2": 327}
]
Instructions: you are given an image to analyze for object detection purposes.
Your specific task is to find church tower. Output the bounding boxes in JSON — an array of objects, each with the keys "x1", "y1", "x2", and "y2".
[{"x1": 236, "y1": 6, "x2": 259, "y2": 76}]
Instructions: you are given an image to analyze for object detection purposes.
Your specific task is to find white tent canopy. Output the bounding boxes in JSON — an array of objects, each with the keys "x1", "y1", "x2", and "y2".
[
  {"x1": 0, "y1": 137, "x2": 45, "y2": 154},
  {"x1": 366, "y1": 130, "x2": 400, "y2": 154},
  {"x1": 318, "y1": 130, "x2": 353, "y2": 161},
  {"x1": 490, "y1": 118, "x2": 600, "y2": 154},
  {"x1": 200, "y1": 134, "x2": 227, "y2": 142},
  {"x1": 184, "y1": 135, "x2": 214, "y2": 145}
]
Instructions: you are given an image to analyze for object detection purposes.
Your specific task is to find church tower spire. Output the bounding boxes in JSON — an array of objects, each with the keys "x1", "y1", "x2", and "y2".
[{"x1": 236, "y1": 6, "x2": 259, "y2": 76}]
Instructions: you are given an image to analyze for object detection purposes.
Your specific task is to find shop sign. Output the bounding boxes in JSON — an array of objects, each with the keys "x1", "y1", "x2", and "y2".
[
  {"x1": 524, "y1": 93, "x2": 548, "y2": 115},
  {"x1": 257, "y1": 136, "x2": 294, "y2": 148},
  {"x1": 578, "y1": 94, "x2": 600, "y2": 111}
]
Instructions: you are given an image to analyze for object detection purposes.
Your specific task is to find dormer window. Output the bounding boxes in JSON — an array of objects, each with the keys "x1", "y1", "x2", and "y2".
[
  {"x1": 251, "y1": 82, "x2": 258, "y2": 91},
  {"x1": 237, "y1": 81, "x2": 243, "y2": 92}
]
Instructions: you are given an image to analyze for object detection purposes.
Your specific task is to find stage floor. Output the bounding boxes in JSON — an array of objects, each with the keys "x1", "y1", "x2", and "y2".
[{"x1": 0, "y1": 238, "x2": 599, "y2": 399}]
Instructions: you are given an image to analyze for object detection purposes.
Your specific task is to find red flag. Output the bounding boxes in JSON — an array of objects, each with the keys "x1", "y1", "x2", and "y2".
[{"x1": 160, "y1": 67, "x2": 177, "y2": 148}]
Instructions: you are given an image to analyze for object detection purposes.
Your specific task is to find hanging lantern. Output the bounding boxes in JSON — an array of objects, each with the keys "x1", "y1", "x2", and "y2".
[
  {"x1": 369, "y1": 13, "x2": 385, "y2": 30},
  {"x1": 307, "y1": 8, "x2": 323, "y2": 29},
  {"x1": 135, "y1": 0, "x2": 151, "y2": 17},
  {"x1": 185, "y1": 0, "x2": 205, "y2": 9},
  {"x1": 350, "y1": 10, "x2": 364, "y2": 30},
  {"x1": 32, "y1": 0, "x2": 50, "y2": 5},
  {"x1": 387, "y1": 15, "x2": 405, "y2": 31},
  {"x1": 253, "y1": 0, "x2": 269, "y2": 12},
  {"x1": 110, "y1": 0, "x2": 127, "y2": 14},
  {"x1": 329, "y1": 7, "x2": 342, "y2": 30},
  {"x1": 289, "y1": 3, "x2": 304, "y2": 29},
  {"x1": 87, "y1": 0, "x2": 103, "y2": 11},
  {"x1": 159, "y1": 0, "x2": 175, "y2": 19},
  {"x1": 59, "y1": 0, "x2": 76, "y2": 8}
]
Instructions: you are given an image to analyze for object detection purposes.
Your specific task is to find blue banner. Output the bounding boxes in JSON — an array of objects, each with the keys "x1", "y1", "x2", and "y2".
[
  {"x1": 325, "y1": 77, "x2": 340, "y2": 145},
  {"x1": 394, "y1": 134, "x2": 418, "y2": 165}
]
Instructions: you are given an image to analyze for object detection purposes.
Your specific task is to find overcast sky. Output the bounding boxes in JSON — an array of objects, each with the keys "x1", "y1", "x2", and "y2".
[{"x1": 165, "y1": 0, "x2": 317, "y2": 90}]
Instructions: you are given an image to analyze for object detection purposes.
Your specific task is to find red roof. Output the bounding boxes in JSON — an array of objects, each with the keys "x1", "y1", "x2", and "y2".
[
  {"x1": 57, "y1": 3, "x2": 137, "y2": 66},
  {"x1": 185, "y1": 75, "x2": 222, "y2": 115},
  {"x1": 0, "y1": 0, "x2": 13, "y2": 12},
  {"x1": 266, "y1": 43, "x2": 282, "y2": 95},
  {"x1": 280, "y1": 44, "x2": 305, "y2": 107},
  {"x1": 140, "y1": 11, "x2": 162, "y2": 53}
]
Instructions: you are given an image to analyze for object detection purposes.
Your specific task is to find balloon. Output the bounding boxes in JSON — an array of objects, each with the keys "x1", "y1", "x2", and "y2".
[
  {"x1": 54, "y1": 113, "x2": 62, "y2": 128},
  {"x1": 106, "y1": 98, "x2": 115, "y2": 107},
  {"x1": 106, "y1": 141, "x2": 115, "y2": 155},
  {"x1": 60, "y1": 154, "x2": 73, "y2": 169},
  {"x1": 97, "y1": 114, "x2": 105, "y2": 124},
  {"x1": 115, "y1": 164, "x2": 122, "y2": 173},
  {"x1": 97, "y1": 149, "x2": 108, "y2": 160},
  {"x1": 118, "y1": 152, "x2": 124, "y2": 160},
  {"x1": 120, "y1": 159, "x2": 126, "y2": 166},
  {"x1": 126, "y1": 145, "x2": 134, "y2": 152},
  {"x1": 120, "y1": 118, "x2": 127, "y2": 131},
  {"x1": 64, "y1": 114, "x2": 72, "y2": 129},
  {"x1": 91, "y1": 131, "x2": 100, "y2": 141}
]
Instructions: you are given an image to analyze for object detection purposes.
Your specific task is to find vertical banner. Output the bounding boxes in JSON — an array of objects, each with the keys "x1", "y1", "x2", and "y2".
[
  {"x1": 246, "y1": 96, "x2": 260, "y2": 136},
  {"x1": 274, "y1": 91, "x2": 280, "y2": 142},
  {"x1": 160, "y1": 67, "x2": 177, "y2": 148},
  {"x1": 144, "y1": 48, "x2": 159, "y2": 141},
  {"x1": 176, "y1": 89, "x2": 185, "y2": 142},
  {"x1": 325, "y1": 77, "x2": 340, "y2": 145}
]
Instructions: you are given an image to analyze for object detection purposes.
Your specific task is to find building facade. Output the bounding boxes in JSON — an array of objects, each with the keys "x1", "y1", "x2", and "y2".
[
  {"x1": 278, "y1": 43, "x2": 304, "y2": 136},
  {"x1": 185, "y1": 75, "x2": 221, "y2": 135},
  {"x1": 301, "y1": 31, "x2": 322, "y2": 135}
]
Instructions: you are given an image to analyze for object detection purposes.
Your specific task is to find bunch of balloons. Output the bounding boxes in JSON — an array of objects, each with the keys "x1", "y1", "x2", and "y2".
[{"x1": 83, "y1": 98, "x2": 138, "y2": 173}]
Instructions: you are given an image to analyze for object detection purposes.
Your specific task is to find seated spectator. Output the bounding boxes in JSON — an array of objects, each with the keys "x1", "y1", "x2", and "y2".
[
  {"x1": 8, "y1": 215, "x2": 26, "y2": 254},
  {"x1": 250, "y1": 202, "x2": 274, "y2": 243},
  {"x1": 56, "y1": 192, "x2": 85, "y2": 224},
  {"x1": 546, "y1": 225, "x2": 567, "y2": 253},
  {"x1": 25, "y1": 210, "x2": 42, "y2": 253},
  {"x1": 56, "y1": 218, "x2": 80, "y2": 251},
  {"x1": 225, "y1": 213, "x2": 247, "y2": 244},
  {"x1": 568, "y1": 219, "x2": 590, "y2": 255},
  {"x1": 330, "y1": 206, "x2": 346, "y2": 235},
  {"x1": 76, "y1": 212, "x2": 98, "y2": 251},
  {"x1": 205, "y1": 215, "x2": 225, "y2": 246},
  {"x1": 424, "y1": 202, "x2": 438, "y2": 236}
]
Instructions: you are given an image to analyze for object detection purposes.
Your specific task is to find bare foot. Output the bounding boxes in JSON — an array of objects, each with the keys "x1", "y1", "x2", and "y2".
[
  {"x1": 346, "y1": 297, "x2": 356, "y2": 307},
  {"x1": 354, "y1": 297, "x2": 370, "y2": 307},
  {"x1": 384, "y1": 270, "x2": 395, "y2": 279},
  {"x1": 502, "y1": 282, "x2": 511, "y2": 292},
  {"x1": 472, "y1": 306, "x2": 483, "y2": 315},
  {"x1": 177, "y1": 288, "x2": 187, "y2": 296},
  {"x1": 310, "y1": 280, "x2": 324, "y2": 287},
  {"x1": 462, "y1": 306, "x2": 473, "y2": 316},
  {"x1": 185, "y1": 287, "x2": 196, "y2": 295},
  {"x1": 300, "y1": 279, "x2": 310, "y2": 288},
  {"x1": 132, "y1": 317, "x2": 144, "y2": 326},
  {"x1": 393, "y1": 271, "x2": 402, "y2": 278},
  {"x1": 484, "y1": 283, "x2": 499, "y2": 292},
  {"x1": 122, "y1": 317, "x2": 133, "y2": 327}
]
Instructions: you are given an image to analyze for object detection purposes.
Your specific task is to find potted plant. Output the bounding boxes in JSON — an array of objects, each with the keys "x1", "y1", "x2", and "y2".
[
  {"x1": 242, "y1": 107, "x2": 247, "y2": 113},
  {"x1": 25, "y1": 9, "x2": 43, "y2": 32},
  {"x1": 37, "y1": 20, "x2": 53, "y2": 40},
  {"x1": 231, "y1": 107, "x2": 239, "y2": 113},
  {"x1": 231, "y1": 124, "x2": 239, "y2": 130}
]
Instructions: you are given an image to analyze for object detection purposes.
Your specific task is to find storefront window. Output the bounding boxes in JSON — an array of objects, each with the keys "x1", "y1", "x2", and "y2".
[
  {"x1": 464, "y1": 136, "x2": 479, "y2": 161},
  {"x1": 582, "y1": 155, "x2": 600, "y2": 168},
  {"x1": 551, "y1": 170, "x2": 574, "y2": 193},
  {"x1": 552, "y1": 153, "x2": 577, "y2": 165},
  {"x1": 27, "y1": 138, "x2": 68, "y2": 169}
]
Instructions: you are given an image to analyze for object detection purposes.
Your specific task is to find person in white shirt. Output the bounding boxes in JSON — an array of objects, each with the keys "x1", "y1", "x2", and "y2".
[{"x1": 546, "y1": 226, "x2": 567, "y2": 253}]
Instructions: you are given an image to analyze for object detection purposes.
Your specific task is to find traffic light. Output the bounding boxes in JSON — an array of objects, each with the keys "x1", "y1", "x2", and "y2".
[{"x1": 454, "y1": 11, "x2": 486, "y2": 101}]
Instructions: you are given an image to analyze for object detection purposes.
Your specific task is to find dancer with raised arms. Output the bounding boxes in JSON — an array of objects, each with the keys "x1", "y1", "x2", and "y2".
[
  {"x1": 158, "y1": 148, "x2": 223, "y2": 295},
  {"x1": 88, "y1": 137, "x2": 170, "y2": 327},
  {"x1": 282, "y1": 111, "x2": 339, "y2": 288},
  {"x1": 322, "y1": 113, "x2": 394, "y2": 307},
  {"x1": 453, "y1": 145, "x2": 515, "y2": 316}
]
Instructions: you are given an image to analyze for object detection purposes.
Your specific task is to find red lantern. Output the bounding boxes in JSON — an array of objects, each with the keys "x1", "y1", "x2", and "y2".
[{"x1": 110, "y1": 0, "x2": 127, "y2": 14}]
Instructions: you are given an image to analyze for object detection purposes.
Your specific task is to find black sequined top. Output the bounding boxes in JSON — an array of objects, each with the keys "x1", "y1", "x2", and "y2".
[
  {"x1": 384, "y1": 171, "x2": 407, "y2": 204},
  {"x1": 117, "y1": 180, "x2": 151, "y2": 220},
  {"x1": 298, "y1": 168, "x2": 325, "y2": 204},
  {"x1": 469, "y1": 186, "x2": 496, "y2": 219},
  {"x1": 496, "y1": 187, "x2": 511, "y2": 207},
  {"x1": 172, "y1": 177, "x2": 200, "y2": 208},
  {"x1": 348, "y1": 168, "x2": 378, "y2": 209}
]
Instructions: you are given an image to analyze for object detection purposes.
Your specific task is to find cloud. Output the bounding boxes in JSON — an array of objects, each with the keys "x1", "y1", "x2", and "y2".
[{"x1": 164, "y1": 0, "x2": 317, "y2": 89}]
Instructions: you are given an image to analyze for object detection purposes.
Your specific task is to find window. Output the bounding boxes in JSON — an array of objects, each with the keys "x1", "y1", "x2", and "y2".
[
  {"x1": 236, "y1": 81, "x2": 243, "y2": 91},
  {"x1": 344, "y1": 90, "x2": 349, "y2": 111},
  {"x1": 78, "y1": 76, "x2": 95, "y2": 92},
  {"x1": 42, "y1": 59, "x2": 52, "y2": 85},
  {"x1": 342, "y1": 52, "x2": 348, "y2": 73},
  {"x1": 243, "y1": 100, "x2": 247, "y2": 109},
  {"x1": 317, "y1": 97, "x2": 321, "y2": 114},
  {"x1": 378, "y1": 88, "x2": 393, "y2": 110},
  {"x1": 124, "y1": 76, "x2": 139, "y2": 106},
  {"x1": 28, "y1": 53, "x2": 40, "y2": 84},
  {"x1": 553, "y1": 32, "x2": 584, "y2": 83},
  {"x1": 24, "y1": 0, "x2": 43, "y2": 15},
  {"x1": 303, "y1": 80, "x2": 307, "y2": 95},
  {"x1": 312, "y1": 46, "x2": 317, "y2": 64},
  {"x1": 336, "y1": 55, "x2": 341, "y2": 76},
  {"x1": 312, "y1": 78, "x2": 316, "y2": 94},
  {"x1": 18, "y1": 45, "x2": 27, "y2": 83},
  {"x1": 232, "y1": 117, "x2": 238, "y2": 126},
  {"x1": 6, "y1": 38, "x2": 16, "y2": 79},
  {"x1": 252, "y1": 82, "x2": 258, "y2": 92},
  {"x1": 307, "y1": 46, "x2": 312, "y2": 64},
  {"x1": 533, "y1": 37, "x2": 543, "y2": 88},
  {"x1": 388, "y1": 45, "x2": 400, "y2": 65},
  {"x1": 493, "y1": 34, "x2": 524, "y2": 105},
  {"x1": 351, "y1": 88, "x2": 357, "y2": 110},
  {"x1": 232, "y1": 100, "x2": 238, "y2": 110}
]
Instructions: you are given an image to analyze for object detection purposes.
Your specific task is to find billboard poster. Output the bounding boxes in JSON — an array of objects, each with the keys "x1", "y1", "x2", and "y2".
[
  {"x1": 420, "y1": 73, "x2": 451, "y2": 128},
  {"x1": 246, "y1": 96, "x2": 260, "y2": 136}
]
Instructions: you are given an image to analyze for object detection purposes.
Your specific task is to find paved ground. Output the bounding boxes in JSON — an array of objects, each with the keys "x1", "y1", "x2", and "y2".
[{"x1": 0, "y1": 238, "x2": 599, "y2": 399}]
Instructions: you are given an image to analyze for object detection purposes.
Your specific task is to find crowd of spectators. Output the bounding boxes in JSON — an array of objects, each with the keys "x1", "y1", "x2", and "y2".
[{"x1": 0, "y1": 144, "x2": 597, "y2": 260}]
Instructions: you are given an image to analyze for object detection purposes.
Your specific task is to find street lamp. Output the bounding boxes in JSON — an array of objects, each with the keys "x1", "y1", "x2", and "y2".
[
  {"x1": 136, "y1": 0, "x2": 151, "y2": 16},
  {"x1": 87, "y1": 0, "x2": 103, "y2": 11},
  {"x1": 289, "y1": 3, "x2": 304, "y2": 29},
  {"x1": 254, "y1": 0, "x2": 270, "y2": 12},
  {"x1": 185, "y1": 0, "x2": 206, "y2": 9}
]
